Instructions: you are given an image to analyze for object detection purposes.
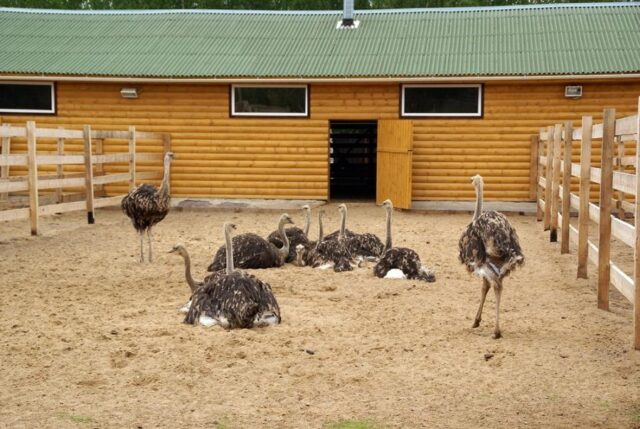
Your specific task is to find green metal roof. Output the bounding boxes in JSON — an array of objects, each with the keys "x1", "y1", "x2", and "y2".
[{"x1": 0, "y1": 3, "x2": 639, "y2": 79}]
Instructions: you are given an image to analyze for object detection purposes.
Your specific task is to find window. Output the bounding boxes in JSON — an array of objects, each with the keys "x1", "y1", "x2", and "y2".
[
  {"x1": 0, "y1": 82, "x2": 55, "y2": 114},
  {"x1": 401, "y1": 84, "x2": 482, "y2": 118},
  {"x1": 231, "y1": 85, "x2": 308, "y2": 117}
]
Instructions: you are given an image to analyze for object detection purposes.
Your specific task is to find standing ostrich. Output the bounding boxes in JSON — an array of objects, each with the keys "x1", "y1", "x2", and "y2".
[
  {"x1": 267, "y1": 205, "x2": 311, "y2": 263},
  {"x1": 186, "y1": 222, "x2": 281, "y2": 329},
  {"x1": 373, "y1": 200, "x2": 435, "y2": 282},
  {"x1": 207, "y1": 214, "x2": 294, "y2": 271},
  {"x1": 121, "y1": 151, "x2": 174, "y2": 262},
  {"x1": 458, "y1": 175, "x2": 524, "y2": 339}
]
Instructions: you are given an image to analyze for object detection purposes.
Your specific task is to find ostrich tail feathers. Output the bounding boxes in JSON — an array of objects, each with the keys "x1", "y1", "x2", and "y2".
[{"x1": 414, "y1": 267, "x2": 436, "y2": 283}]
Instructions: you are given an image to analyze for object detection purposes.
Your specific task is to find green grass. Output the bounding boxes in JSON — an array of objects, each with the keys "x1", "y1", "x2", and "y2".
[
  {"x1": 55, "y1": 413, "x2": 94, "y2": 425},
  {"x1": 325, "y1": 419, "x2": 382, "y2": 429}
]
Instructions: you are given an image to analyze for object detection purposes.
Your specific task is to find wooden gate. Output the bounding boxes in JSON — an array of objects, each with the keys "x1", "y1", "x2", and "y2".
[{"x1": 376, "y1": 120, "x2": 413, "y2": 208}]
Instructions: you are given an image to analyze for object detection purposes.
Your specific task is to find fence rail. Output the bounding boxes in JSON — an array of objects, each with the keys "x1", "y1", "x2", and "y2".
[
  {"x1": 0, "y1": 121, "x2": 170, "y2": 235},
  {"x1": 533, "y1": 97, "x2": 640, "y2": 350}
]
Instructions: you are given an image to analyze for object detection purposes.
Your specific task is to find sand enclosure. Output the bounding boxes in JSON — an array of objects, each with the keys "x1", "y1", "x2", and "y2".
[{"x1": 0, "y1": 203, "x2": 639, "y2": 428}]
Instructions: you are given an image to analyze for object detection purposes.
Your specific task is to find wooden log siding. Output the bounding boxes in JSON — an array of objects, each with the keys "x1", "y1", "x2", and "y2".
[{"x1": 2, "y1": 80, "x2": 640, "y2": 201}]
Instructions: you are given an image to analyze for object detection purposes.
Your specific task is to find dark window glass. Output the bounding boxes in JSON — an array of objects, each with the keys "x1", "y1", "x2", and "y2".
[
  {"x1": 404, "y1": 86, "x2": 480, "y2": 115},
  {"x1": 0, "y1": 83, "x2": 54, "y2": 112},
  {"x1": 233, "y1": 87, "x2": 306, "y2": 115}
]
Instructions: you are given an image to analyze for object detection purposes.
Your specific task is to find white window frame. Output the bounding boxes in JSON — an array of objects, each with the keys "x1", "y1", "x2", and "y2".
[
  {"x1": 231, "y1": 84, "x2": 308, "y2": 117},
  {"x1": 401, "y1": 84, "x2": 483, "y2": 118},
  {"x1": 0, "y1": 81, "x2": 56, "y2": 114}
]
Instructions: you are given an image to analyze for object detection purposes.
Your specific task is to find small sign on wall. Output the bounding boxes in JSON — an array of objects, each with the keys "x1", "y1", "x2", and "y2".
[{"x1": 565, "y1": 85, "x2": 583, "y2": 99}]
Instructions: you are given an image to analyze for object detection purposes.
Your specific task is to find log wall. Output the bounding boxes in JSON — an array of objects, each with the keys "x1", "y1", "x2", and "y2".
[{"x1": 2, "y1": 79, "x2": 640, "y2": 201}]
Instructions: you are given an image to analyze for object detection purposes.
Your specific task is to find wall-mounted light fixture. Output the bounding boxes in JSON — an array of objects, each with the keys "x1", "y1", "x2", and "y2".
[
  {"x1": 564, "y1": 85, "x2": 582, "y2": 99},
  {"x1": 120, "y1": 88, "x2": 138, "y2": 99}
]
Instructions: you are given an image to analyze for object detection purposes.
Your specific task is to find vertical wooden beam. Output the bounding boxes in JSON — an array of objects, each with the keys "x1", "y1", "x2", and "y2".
[
  {"x1": 544, "y1": 126, "x2": 554, "y2": 230},
  {"x1": 128, "y1": 126, "x2": 136, "y2": 192},
  {"x1": 56, "y1": 126, "x2": 64, "y2": 204},
  {"x1": 633, "y1": 97, "x2": 640, "y2": 350},
  {"x1": 535, "y1": 135, "x2": 544, "y2": 221},
  {"x1": 615, "y1": 136, "x2": 625, "y2": 219},
  {"x1": 598, "y1": 108, "x2": 616, "y2": 311},
  {"x1": 95, "y1": 138, "x2": 105, "y2": 197},
  {"x1": 561, "y1": 121, "x2": 573, "y2": 254},
  {"x1": 529, "y1": 135, "x2": 539, "y2": 201},
  {"x1": 26, "y1": 121, "x2": 39, "y2": 236},
  {"x1": 577, "y1": 116, "x2": 592, "y2": 279},
  {"x1": 83, "y1": 125, "x2": 95, "y2": 225},
  {"x1": 1, "y1": 124, "x2": 10, "y2": 201},
  {"x1": 550, "y1": 124, "x2": 562, "y2": 242},
  {"x1": 163, "y1": 133, "x2": 172, "y2": 195}
]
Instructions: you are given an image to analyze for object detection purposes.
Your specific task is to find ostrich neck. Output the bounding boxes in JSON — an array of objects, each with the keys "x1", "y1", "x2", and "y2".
[
  {"x1": 385, "y1": 208, "x2": 392, "y2": 251},
  {"x1": 339, "y1": 209, "x2": 346, "y2": 240},
  {"x1": 318, "y1": 213, "x2": 324, "y2": 242},
  {"x1": 473, "y1": 182, "x2": 483, "y2": 221},
  {"x1": 181, "y1": 251, "x2": 198, "y2": 293},
  {"x1": 303, "y1": 210, "x2": 310, "y2": 236},
  {"x1": 225, "y1": 227, "x2": 234, "y2": 275},
  {"x1": 278, "y1": 219, "x2": 290, "y2": 258},
  {"x1": 159, "y1": 157, "x2": 171, "y2": 194}
]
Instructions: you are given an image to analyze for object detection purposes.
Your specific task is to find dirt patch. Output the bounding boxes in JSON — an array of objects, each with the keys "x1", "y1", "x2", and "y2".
[{"x1": 0, "y1": 203, "x2": 639, "y2": 428}]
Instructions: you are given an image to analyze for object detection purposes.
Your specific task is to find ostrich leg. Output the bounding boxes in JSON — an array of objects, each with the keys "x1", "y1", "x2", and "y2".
[
  {"x1": 472, "y1": 278, "x2": 490, "y2": 328},
  {"x1": 139, "y1": 232, "x2": 145, "y2": 263},
  {"x1": 493, "y1": 280, "x2": 503, "y2": 339},
  {"x1": 147, "y1": 228, "x2": 153, "y2": 262}
]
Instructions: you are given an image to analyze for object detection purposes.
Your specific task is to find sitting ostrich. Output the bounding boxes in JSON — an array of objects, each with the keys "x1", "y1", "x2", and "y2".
[
  {"x1": 458, "y1": 175, "x2": 524, "y2": 339},
  {"x1": 267, "y1": 205, "x2": 311, "y2": 263},
  {"x1": 325, "y1": 203, "x2": 383, "y2": 259},
  {"x1": 184, "y1": 223, "x2": 281, "y2": 329},
  {"x1": 121, "y1": 151, "x2": 174, "y2": 262},
  {"x1": 298, "y1": 205, "x2": 354, "y2": 272},
  {"x1": 294, "y1": 208, "x2": 326, "y2": 267},
  {"x1": 373, "y1": 199, "x2": 435, "y2": 282},
  {"x1": 207, "y1": 214, "x2": 294, "y2": 271}
]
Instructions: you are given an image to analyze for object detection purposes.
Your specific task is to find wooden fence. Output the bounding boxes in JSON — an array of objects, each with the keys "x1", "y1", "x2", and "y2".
[
  {"x1": 0, "y1": 121, "x2": 171, "y2": 235},
  {"x1": 533, "y1": 97, "x2": 640, "y2": 350}
]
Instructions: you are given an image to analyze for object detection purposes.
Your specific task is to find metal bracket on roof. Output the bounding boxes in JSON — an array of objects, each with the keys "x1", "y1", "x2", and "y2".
[{"x1": 336, "y1": 19, "x2": 360, "y2": 30}]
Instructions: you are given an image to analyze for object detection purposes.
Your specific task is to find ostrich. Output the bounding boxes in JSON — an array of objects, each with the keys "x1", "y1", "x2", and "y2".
[
  {"x1": 168, "y1": 243, "x2": 219, "y2": 313},
  {"x1": 325, "y1": 203, "x2": 383, "y2": 259},
  {"x1": 267, "y1": 205, "x2": 311, "y2": 263},
  {"x1": 121, "y1": 151, "x2": 174, "y2": 262},
  {"x1": 299, "y1": 205, "x2": 354, "y2": 272},
  {"x1": 207, "y1": 214, "x2": 294, "y2": 271},
  {"x1": 185, "y1": 223, "x2": 281, "y2": 329},
  {"x1": 294, "y1": 208, "x2": 326, "y2": 267},
  {"x1": 458, "y1": 175, "x2": 524, "y2": 339},
  {"x1": 373, "y1": 199, "x2": 435, "y2": 282}
]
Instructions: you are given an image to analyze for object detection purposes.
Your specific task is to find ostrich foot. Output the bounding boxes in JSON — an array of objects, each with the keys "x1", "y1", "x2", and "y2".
[
  {"x1": 472, "y1": 318, "x2": 481, "y2": 328},
  {"x1": 493, "y1": 330, "x2": 502, "y2": 339}
]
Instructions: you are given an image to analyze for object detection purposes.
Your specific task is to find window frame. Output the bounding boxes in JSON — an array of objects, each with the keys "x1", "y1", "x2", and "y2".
[
  {"x1": 230, "y1": 84, "x2": 309, "y2": 118},
  {"x1": 400, "y1": 83, "x2": 483, "y2": 118},
  {"x1": 0, "y1": 81, "x2": 56, "y2": 115}
]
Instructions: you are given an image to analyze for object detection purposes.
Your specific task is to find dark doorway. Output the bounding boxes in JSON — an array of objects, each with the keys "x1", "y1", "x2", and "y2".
[{"x1": 329, "y1": 121, "x2": 377, "y2": 199}]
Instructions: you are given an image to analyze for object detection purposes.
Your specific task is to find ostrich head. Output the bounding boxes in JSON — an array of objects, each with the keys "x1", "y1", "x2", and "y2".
[
  {"x1": 470, "y1": 174, "x2": 484, "y2": 188},
  {"x1": 302, "y1": 204, "x2": 311, "y2": 213},
  {"x1": 223, "y1": 222, "x2": 237, "y2": 233},
  {"x1": 165, "y1": 152, "x2": 175, "y2": 161},
  {"x1": 381, "y1": 199, "x2": 393, "y2": 210},
  {"x1": 168, "y1": 243, "x2": 187, "y2": 256},
  {"x1": 338, "y1": 203, "x2": 347, "y2": 214},
  {"x1": 280, "y1": 214, "x2": 294, "y2": 225}
]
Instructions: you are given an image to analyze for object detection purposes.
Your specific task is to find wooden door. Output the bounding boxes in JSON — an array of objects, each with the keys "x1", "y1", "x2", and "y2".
[{"x1": 376, "y1": 120, "x2": 413, "y2": 209}]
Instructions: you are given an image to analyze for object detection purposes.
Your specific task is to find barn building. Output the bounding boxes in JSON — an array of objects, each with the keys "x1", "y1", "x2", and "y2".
[{"x1": 0, "y1": 2, "x2": 639, "y2": 208}]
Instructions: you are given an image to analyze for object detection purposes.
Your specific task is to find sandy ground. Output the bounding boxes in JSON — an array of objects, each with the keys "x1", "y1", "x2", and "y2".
[{"x1": 0, "y1": 203, "x2": 639, "y2": 429}]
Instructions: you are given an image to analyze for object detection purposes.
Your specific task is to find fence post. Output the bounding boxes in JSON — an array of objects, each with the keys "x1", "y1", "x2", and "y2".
[
  {"x1": 544, "y1": 126, "x2": 554, "y2": 230},
  {"x1": 530, "y1": 135, "x2": 539, "y2": 201},
  {"x1": 561, "y1": 121, "x2": 573, "y2": 253},
  {"x1": 95, "y1": 138, "x2": 105, "y2": 197},
  {"x1": 163, "y1": 133, "x2": 172, "y2": 194},
  {"x1": 534, "y1": 135, "x2": 544, "y2": 221},
  {"x1": 577, "y1": 116, "x2": 592, "y2": 279},
  {"x1": 633, "y1": 97, "x2": 640, "y2": 350},
  {"x1": 26, "y1": 121, "x2": 39, "y2": 236},
  {"x1": 616, "y1": 136, "x2": 625, "y2": 219},
  {"x1": 56, "y1": 126, "x2": 64, "y2": 204},
  {"x1": 550, "y1": 124, "x2": 562, "y2": 242},
  {"x1": 598, "y1": 108, "x2": 616, "y2": 311},
  {"x1": 128, "y1": 126, "x2": 136, "y2": 192},
  {"x1": 1, "y1": 124, "x2": 10, "y2": 201},
  {"x1": 83, "y1": 125, "x2": 95, "y2": 225}
]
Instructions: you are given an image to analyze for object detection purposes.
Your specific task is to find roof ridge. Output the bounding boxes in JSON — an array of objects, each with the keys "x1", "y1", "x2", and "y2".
[{"x1": 0, "y1": 2, "x2": 639, "y2": 16}]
